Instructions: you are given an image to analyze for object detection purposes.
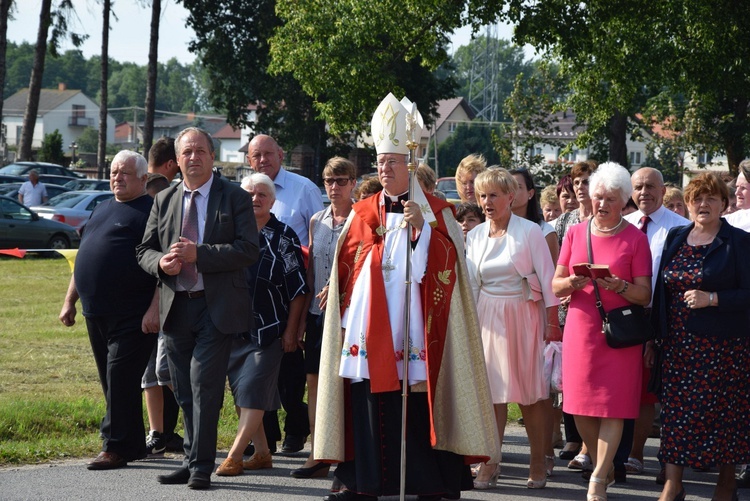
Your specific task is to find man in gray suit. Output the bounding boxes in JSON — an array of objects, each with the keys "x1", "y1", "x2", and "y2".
[{"x1": 137, "y1": 127, "x2": 259, "y2": 490}]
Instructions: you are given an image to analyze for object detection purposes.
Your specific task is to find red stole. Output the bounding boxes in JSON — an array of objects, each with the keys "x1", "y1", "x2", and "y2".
[{"x1": 337, "y1": 192, "x2": 459, "y2": 443}]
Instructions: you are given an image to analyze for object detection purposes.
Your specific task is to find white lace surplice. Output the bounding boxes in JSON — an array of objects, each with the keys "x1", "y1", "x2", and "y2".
[{"x1": 339, "y1": 211, "x2": 432, "y2": 385}]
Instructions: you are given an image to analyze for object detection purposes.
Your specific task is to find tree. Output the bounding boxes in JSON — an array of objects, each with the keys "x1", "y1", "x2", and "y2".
[
  {"x1": 435, "y1": 122, "x2": 501, "y2": 176},
  {"x1": 37, "y1": 129, "x2": 64, "y2": 164},
  {"x1": 0, "y1": 0, "x2": 15, "y2": 141},
  {"x1": 451, "y1": 35, "x2": 532, "y2": 122},
  {"x1": 142, "y1": 0, "x2": 161, "y2": 156},
  {"x1": 269, "y1": 0, "x2": 461, "y2": 136},
  {"x1": 75, "y1": 127, "x2": 98, "y2": 153},
  {"x1": 98, "y1": 0, "x2": 111, "y2": 178},
  {"x1": 18, "y1": 0, "x2": 86, "y2": 160}
]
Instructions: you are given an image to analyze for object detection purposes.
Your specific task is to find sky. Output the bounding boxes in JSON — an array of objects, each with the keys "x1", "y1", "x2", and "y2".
[{"x1": 7, "y1": 0, "x2": 530, "y2": 66}]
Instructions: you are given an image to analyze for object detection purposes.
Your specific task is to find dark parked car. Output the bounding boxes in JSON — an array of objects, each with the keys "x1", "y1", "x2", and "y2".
[
  {"x1": 0, "y1": 174, "x2": 25, "y2": 184},
  {"x1": 0, "y1": 183, "x2": 71, "y2": 200},
  {"x1": 64, "y1": 178, "x2": 111, "y2": 191},
  {"x1": 35, "y1": 174, "x2": 82, "y2": 187},
  {"x1": 0, "y1": 195, "x2": 80, "y2": 249},
  {"x1": 0, "y1": 161, "x2": 84, "y2": 178}
]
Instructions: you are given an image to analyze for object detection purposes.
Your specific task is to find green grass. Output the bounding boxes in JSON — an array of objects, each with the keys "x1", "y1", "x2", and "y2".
[
  {"x1": 0, "y1": 256, "x2": 245, "y2": 466},
  {"x1": 0, "y1": 255, "x2": 510, "y2": 466}
]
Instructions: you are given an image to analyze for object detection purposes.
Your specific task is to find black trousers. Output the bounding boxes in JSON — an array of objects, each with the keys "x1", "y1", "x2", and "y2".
[
  {"x1": 263, "y1": 347, "x2": 309, "y2": 443},
  {"x1": 86, "y1": 313, "x2": 156, "y2": 461},
  {"x1": 164, "y1": 295, "x2": 234, "y2": 475},
  {"x1": 334, "y1": 381, "x2": 472, "y2": 497}
]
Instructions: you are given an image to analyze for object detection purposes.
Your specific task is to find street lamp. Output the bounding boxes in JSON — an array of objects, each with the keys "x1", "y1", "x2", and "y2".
[{"x1": 69, "y1": 141, "x2": 78, "y2": 165}]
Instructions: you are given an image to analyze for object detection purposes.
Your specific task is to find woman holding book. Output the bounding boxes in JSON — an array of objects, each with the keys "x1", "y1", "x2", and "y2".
[
  {"x1": 466, "y1": 168, "x2": 560, "y2": 489},
  {"x1": 552, "y1": 162, "x2": 652, "y2": 501}
]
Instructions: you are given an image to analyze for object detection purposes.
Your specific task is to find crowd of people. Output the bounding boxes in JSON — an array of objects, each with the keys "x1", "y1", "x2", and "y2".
[{"x1": 57, "y1": 95, "x2": 750, "y2": 501}]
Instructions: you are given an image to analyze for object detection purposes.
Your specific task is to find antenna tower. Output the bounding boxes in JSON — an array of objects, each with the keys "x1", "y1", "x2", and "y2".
[{"x1": 468, "y1": 24, "x2": 501, "y2": 122}]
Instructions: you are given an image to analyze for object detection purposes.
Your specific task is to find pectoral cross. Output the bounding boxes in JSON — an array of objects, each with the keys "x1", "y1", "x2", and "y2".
[{"x1": 383, "y1": 258, "x2": 395, "y2": 282}]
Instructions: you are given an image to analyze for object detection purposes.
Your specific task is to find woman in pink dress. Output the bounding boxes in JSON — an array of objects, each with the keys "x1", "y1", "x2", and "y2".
[
  {"x1": 552, "y1": 162, "x2": 652, "y2": 501},
  {"x1": 467, "y1": 168, "x2": 561, "y2": 489}
]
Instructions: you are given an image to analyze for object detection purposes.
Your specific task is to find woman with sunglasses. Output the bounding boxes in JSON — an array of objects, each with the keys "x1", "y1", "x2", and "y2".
[{"x1": 291, "y1": 157, "x2": 357, "y2": 479}]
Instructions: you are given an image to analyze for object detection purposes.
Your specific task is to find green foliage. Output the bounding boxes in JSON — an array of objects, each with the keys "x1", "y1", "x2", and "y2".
[
  {"x1": 435, "y1": 123, "x2": 501, "y2": 176},
  {"x1": 75, "y1": 127, "x2": 98, "y2": 153},
  {"x1": 452, "y1": 36, "x2": 533, "y2": 122},
  {"x1": 269, "y1": 0, "x2": 461, "y2": 136},
  {"x1": 37, "y1": 129, "x2": 64, "y2": 163}
]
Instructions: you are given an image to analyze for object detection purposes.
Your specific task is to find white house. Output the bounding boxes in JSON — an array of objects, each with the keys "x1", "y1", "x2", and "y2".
[
  {"x1": 2, "y1": 84, "x2": 115, "y2": 154},
  {"x1": 213, "y1": 123, "x2": 243, "y2": 163}
]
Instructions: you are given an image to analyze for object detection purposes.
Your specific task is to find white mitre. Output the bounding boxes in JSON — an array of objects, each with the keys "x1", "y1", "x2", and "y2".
[{"x1": 371, "y1": 92, "x2": 409, "y2": 155}]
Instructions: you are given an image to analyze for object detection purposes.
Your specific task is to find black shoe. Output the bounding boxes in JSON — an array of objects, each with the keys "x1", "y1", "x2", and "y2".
[
  {"x1": 244, "y1": 441, "x2": 277, "y2": 456},
  {"x1": 145, "y1": 430, "x2": 167, "y2": 458},
  {"x1": 164, "y1": 433, "x2": 184, "y2": 453},
  {"x1": 157, "y1": 467, "x2": 190, "y2": 485},
  {"x1": 323, "y1": 491, "x2": 376, "y2": 501},
  {"x1": 291, "y1": 462, "x2": 330, "y2": 478},
  {"x1": 282, "y1": 435, "x2": 307, "y2": 453},
  {"x1": 559, "y1": 449, "x2": 579, "y2": 460},
  {"x1": 738, "y1": 467, "x2": 750, "y2": 488},
  {"x1": 188, "y1": 471, "x2": 211, "y2": 490}
]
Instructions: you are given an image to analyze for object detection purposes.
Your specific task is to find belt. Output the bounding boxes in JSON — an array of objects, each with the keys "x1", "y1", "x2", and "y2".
[{"x1": 175, "y1": 290, "x2": 205, "y2": 299}]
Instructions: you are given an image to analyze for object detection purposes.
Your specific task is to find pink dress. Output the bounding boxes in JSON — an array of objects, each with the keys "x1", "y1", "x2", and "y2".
[{"x1": 558, "y1": 222, "x2": 652, "y2": 419}]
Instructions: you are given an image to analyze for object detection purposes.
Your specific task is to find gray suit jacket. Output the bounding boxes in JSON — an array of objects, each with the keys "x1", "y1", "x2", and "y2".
[{"x1": 136, "y1": 174, "x2": 259, "y2": 334}]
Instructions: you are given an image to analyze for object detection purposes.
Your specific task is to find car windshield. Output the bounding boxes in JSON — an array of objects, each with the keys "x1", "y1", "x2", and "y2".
[
  {"x1": 0, "y1": 184, "x2": 20, "y2": 195},
  {"x1": 44, "y1": 192, "x2": 89, "y2": 208},
  {"x1": 0, "y1": 164, "x2": 27, "y2": 175}
]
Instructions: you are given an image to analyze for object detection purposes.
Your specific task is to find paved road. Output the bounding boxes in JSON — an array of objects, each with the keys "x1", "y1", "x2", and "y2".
[{"x1": 0, "y1": 425, "x2": 726, "y2": 500}]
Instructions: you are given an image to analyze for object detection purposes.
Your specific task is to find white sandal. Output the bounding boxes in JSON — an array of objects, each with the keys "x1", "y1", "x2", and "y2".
[
  {"x1": 568, "y1": 453, "x2": 591, "y2": 471},
  {"x1": 625, "y1": 457, "x2": 644, "y2": 474}
]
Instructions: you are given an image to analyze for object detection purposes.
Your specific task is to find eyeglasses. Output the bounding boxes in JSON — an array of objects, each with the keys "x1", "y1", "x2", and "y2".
[{"x1": 323, "y1": 177, "x2": 352, "y2": 186}]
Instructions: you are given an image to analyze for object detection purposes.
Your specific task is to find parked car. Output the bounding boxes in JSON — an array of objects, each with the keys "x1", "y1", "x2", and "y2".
[
  {"x1": 0, "y1": 161, "x2": 84, "y2": 178},
  {"x1": 31, "y1": 190, "x2": 114, "y2": 230},
  {"x1": 0, "y1": 174, "x2": 25, "y2": 184},
  {"x1": 0, "y1": 183, "x2": 71, "y2": 200},
  {"x1": 0, "y1": 195, "x2": 80, "y2": 249},
  {"x1": 64, "y1": 178, "x2": 111, "y2": 191},
  {"x1": 436, "y1": 176, "x2": 456, "y2": 193},
  {"x1": 35, "y1": 174, "x2": 82, "y2": 187}
]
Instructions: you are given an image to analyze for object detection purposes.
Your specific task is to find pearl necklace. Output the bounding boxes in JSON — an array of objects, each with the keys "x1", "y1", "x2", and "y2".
[{"x1": 592, "y1": 216, "x2": 624, "y2": 234}]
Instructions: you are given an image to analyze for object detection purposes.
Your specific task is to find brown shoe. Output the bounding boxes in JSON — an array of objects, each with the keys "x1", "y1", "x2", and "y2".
[
  {"x1": 216, "y1": 457, "x2": 244, "y2": 476},
  {"x1": 86, "y1": 451, "x2": 127, "y2": 470},
  {"x1": 243, "y1": 451, "x2": 273, "y2": 470}
]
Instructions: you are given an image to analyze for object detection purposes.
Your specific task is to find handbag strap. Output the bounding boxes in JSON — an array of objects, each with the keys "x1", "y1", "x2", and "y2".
[{"x1": 586, "y1": 219, "x2": 608, "y2": 323}]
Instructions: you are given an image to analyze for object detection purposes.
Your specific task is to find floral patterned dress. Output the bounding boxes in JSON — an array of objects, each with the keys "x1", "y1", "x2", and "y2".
[{"x1": 659, "y1": 242, "x2": 750, "y2": 467}]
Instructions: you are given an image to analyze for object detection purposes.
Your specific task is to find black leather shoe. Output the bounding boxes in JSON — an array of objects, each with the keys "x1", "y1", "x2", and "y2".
[
  {"x1": 738, "y1": 468, "x2": 750, "y2": 488},
  {"x1": 87, "y1": 451, "x2": 127, "y2": 470},
  {"x1": 323, "y1": 491, "x2": 377, "y2": 501},
  {"x1": 157, "y1": 467, "x2": 190, "y2": 485},
  {"x1": 282, "y1": 435, "x2": 307, "y2": 453},
  {"x1": 245, "y1": 441, "x2": 277, "y2": 456},
  {"x1": 291, "y1": 462, "x2": 330, "y2": 478},
  {"x1": 188, "y1": 471, "x2": 211, "y2": 490}
]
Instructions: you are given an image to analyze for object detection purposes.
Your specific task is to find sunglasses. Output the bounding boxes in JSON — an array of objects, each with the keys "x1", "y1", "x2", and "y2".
[{"x1": 323, "y1": 177, "x2": 352, "y2": 186}]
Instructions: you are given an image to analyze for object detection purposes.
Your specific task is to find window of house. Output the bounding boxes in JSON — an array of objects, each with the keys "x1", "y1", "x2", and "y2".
[
  {"x1": 697, "y1": 152, "x2": 712, "y2": 164},
  {"x1": 629, "y1": 152, "x2": 642, "y2": 165},
  {"x1": 448, "y1": 122, "x2": 457, "y2": 133},
  {"x1": 73, "y1": 104, "x2": 85, "y2": 117}
]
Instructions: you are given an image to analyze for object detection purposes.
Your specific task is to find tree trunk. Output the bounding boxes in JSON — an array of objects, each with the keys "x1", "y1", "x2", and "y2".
[
  {"x1": 724, "y1": 97, "x2": 748, "y2": 177},
  {"x1": 19, "y1": 0, "x2": 53, "y2": 161},
  {"x1": 142, "y1": 0, "x2": 161, "y2": 157},
  {"x1": 0, "y1": 0, "x2": 12, "y2": 157},
  {"x1": 607, "y1": 110, "x2": 628, "y2": 166},
  {"x1": 97, "y1": 0, "x2": 110, "y2": 178}
]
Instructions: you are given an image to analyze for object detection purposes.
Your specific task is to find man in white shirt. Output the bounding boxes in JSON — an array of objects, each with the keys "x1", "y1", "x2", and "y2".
[
  {"x1": 18, "y1": 170, "x2": 48, "y2": 206},
  {"x1": 620, "y1": 167, "x2": 689, "y2": 479},
  {"x1": 724, "y1": 160, "x2": 750, "y2": 231}
]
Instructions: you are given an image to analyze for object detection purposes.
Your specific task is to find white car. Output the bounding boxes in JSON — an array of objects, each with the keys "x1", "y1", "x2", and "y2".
[{"x1": 31, "y1": 190, "x2": 114, "y2": 230}]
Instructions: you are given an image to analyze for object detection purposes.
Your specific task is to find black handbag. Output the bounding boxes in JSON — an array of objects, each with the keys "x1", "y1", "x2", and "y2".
[{"x1": 586, "y1": 219, "x2": 655, "y2": 349}]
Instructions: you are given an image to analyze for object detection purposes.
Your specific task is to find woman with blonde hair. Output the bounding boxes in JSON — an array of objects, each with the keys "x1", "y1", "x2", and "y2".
[{"x1": 467, "y1": 168, "x2": 561, "y2": 489}]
